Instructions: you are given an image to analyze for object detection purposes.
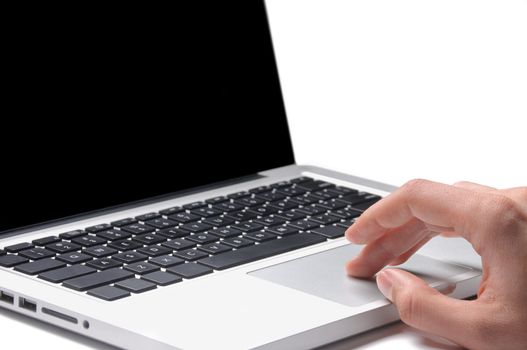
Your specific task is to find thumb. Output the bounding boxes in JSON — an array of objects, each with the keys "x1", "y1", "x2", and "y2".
[{"x1": 377, "y1": 268, "x2": 480, "y2": 347}]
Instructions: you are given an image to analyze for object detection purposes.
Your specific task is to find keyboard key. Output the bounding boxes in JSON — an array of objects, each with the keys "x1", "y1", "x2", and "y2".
[
  {"x1": 110, "y1": 218, "x2": 138, "y2": 227},
  {"x1": 231, "y1": 222, "x2": 263, "y2": 232},
  {"x1": 185, "y1": 233, "x2": 218, "y2": 245},
  {"x1": 289, "y1": 194, "x2": 322, "y2": 205},
  {"x1": 205, "y1": 196, "x2": 229, "y2": 204},
  {"x1": 157, "y1": 227, "x2": 189, "y2": 239},
  {"x1": 295, "y1": 205, "x2": 327, "y2": 216},
  {"x1": 115, "y1": 278, "x2": 157, "y2": 293},
  {"x1": 159, "y1": 206, "x2": 184, "y2": 215},
  {"x1": 336, "y1": 193, "x2": 379, "y2": 206},
  {"x1": 183, "y1": 201, "x2": 207, "y2": 210},
  {"x1": 0, "y1": 249, "x2": 5, "y2": 256},
  {"x1": 234, "y1": 197, "x2": 266, "y2": 207},
  {"x1": 202, "y1": 216, "x2": 235, "y2": 227},
  {"x1": 268, "y1": 181, "x2": 290, "y2": 189},
  {"x1": 5, "y1": 242, "x2": 33, "y2": 253},
  {"x1": 124, "y1": 261, "x2": 159, "y2": 275},
  {"x1": 121, "y1": 223, "x2": 155, "y2": 235},
  {"x1": 249, "y1": 186, "x2": 270, "y2": 194},
  {"x1": 266, "y1": 226, "x2": 299, "y2": 236},
  {"x1": 276, "y1": 186, "x2": 307, "y2": 196},
  {"x1": 289, "y1": 176, "x2": 313, "y2": 184},
  {"x1": 39, "y1": 265, "x2": 96, "y2": 283},
  {"x1": 225, "y1": 210, "x2": 258, "y2": 222},
  {"x1": 275, "y1": 210, "x2": 306, "y2": 221},
  {"x1": 88, "y1": 285, "x2": 131, "y2": 301},
  {"x1": 253, "y1": 216, "x2": 286, "y2": 227},
  {"x1": 46, "y1": 241, "x2": 81, "y2": 253},
  {"x1": 83, "y1": 245, "x2": 117, "y2": 258},
  {"x1": 72, "y1": 235, "x2": 107, "y2": 247},
  {"x1": 0, "y1": 254, "x2": 29, "y2": 267},
  {"x1": 247, "y1": 206, "x2": 279, "y2": 217},
  {"x1": 167, "y1": 263, "x2": 213, "y2": 279},
  {"x1": 136, "y1": 245, "x2": 172, "y2": 257},
  {"x1": 19, "y1": 247, "x2": 55, "y2": 260},
  {"x1": 149, "y1": 255, "x2": 184, "y2": 268},
  {"x1": 59, "y1": 230, "x2": 86, "y2": 239},
  {"x1": 244, "y1": 231, "x2": 277, "y2": 242},
  {"x1": 296, "y1": 180, "x2": 335, "y2": 192},
  {"x1": 108, "y1": 239, "x2": 142, "y2": 252},
  {"x1": 312, "y1": 190, "x2": 339, "y2": 200},
  {"x1": 327, "y1": 186, "x2": 358, "y2": 196},
  {"x1": 87, "y1": 258, "x2": 123, "y2": 270},
  {"x1": 162, "y1": 239, "x2": 196, "y2": 251},
  {"x1": 174, "y1": 249, "x2": 209, "y2": 261},
  {"x1": 212, "y1": 202, "x2": 244, "y2": 212},
  {"x1": 317, "y1": 200, "x2": 346, "y2": 210},
  {"x1": 135, "y1": 212, "x2": 161, "y2": 221},
  {"x1": 198, "y1": 243, "x2": 231, "y2": 255},
  {"x1": 85, "y1": 224, "x2": 112, "y2": 233},
  {"x1": 179, "y1": 222, "x2": 212, "y2": 233},
  {"x1": 144, "y1": 218, "x2": 178, "y2": 229},
  {"x1": 56, "y1": 252, "x2": 92, "y2": 264},
  {"x1": 14, "y1": 258, "x2": 66, "y2": 275},
  {"x1": 198, "y1": 233, "x2": 326, "y2": 270},
  {"x1": 190, "y1": 207, "x2": 223, "y2": 218},
  {"x1": 112, "y1": 251, "x2": 148, "y2": 264},
  {"x1": 308, "y1": 214, "x2": 341, "y2": 225},
  {"x1": 133, "y1": 233, "x2": 166, "y2": 245},
  {"x1": 32, "y1": 236, "x2": 61, "y2": 246},
  {"x1": 267, "y1": 200, "x2": 298, "y2": 211},
  {"x1": 168, "y1": 212, "x2": 201, "y2": 224},
  {"x1": 96, "y1": 229, "x2": 131, "y2": 241},
  {"x1": 330, "y1": 208, "x2": 362, "y2": 219},
  {"x1": 227, "y1": 191, "x2": 250, "y2": 199},
  {"x1": 352, "y1": 197, "x2": 382, "y2": 211},
  {"x1": 254, "y1": 191, "x2": 286, "y2": 202},
  {"x1": 141, "y1": 271, "x2": 182, "y2": 286},
  {"x1": 335, "y1": 219, "x2": 357, "y2": 228},
  {"x1": 287, "y1": 220, "x2": 320, "y2": 231},
  {"x1": 209, "y1": 227, "x2": 242, "y2": 238},
  {"x1": 221, "y1": 237, "x2": 254, "y2": 249},
  {"x1": 311, "y1": 225, "x2": 347, "y2": 239}
]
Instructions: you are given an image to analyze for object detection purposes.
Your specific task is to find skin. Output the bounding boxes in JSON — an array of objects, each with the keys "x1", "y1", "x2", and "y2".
[{"x1": 345, "y1": 179, "x2": 527, "y2": 350}]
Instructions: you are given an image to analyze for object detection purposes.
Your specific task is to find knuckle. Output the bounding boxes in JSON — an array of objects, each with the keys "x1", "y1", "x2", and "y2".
[
  {"x1": 402, "y1": 179, "x2": 429, "y2": 194},
  {"x1": 395, "y1": 289, "x2": 422, "y2": 327},
  {"x1": 514, "y1": 187, "x2": 527, "y2": 204},
  {"x1": 486, "y1": 194, "x2": 524, "y2": 230}
]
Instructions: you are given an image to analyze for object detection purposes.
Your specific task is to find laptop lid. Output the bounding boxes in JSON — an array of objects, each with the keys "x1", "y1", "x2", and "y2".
[{"x1": 1, "y1": 1, "x2": 294, "y2": 234}]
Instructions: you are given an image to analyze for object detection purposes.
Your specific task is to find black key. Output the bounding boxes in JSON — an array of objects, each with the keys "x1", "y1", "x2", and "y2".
[
  {"x1": 227, "y1": 191, "x2": 250, "y2": 199},
  {"x1": 266, "y1": 226, "x2": 299, "y2": 236},
  {"x1": 162, "y1": 239, "x2": 196, "y2": 251},
  {"x1": 198, "y1": 233, "x2": 326, "y2": 270},
  {"x1": 295, "y1": 204, "x2": 327, "y2": 216},
  {"x1": 39, "y1": 265, "x2": 96, "y2": 283},
  {"x1": 289, "y1": 176, "x2": 313, "y2": 184},
  {"x1": 225, "y1": 210, "x2": 258, "y2": 222},
  {"x1": 112, "y1": 251, "x2": 148, "y2": 264},
  {"x1": 32, "y1": 236, "x2": 61, "y2": 246},
  {"x1": 190, "y1": 207, "x2": 223, "y2": 218},
  {"x1": 59, "y1": 230, "x2": 86, "y2": 239},
  {"x1": 133, "y1": 233, "x2": 166, "y2": 245},
  {"x1": 267, "y1": 200, "x2": 298, "y2": 211},
  {"x1": 88, "y1": 285, "x2": 130, "y2": 301},
  {"x1": 5, "y1": 242, "x2": 33, "y2": 253},
  {"x1": 205, "y1": 196, "x2": 229, "y2": 204},
  {"x1": 0, "y1": 254, "x2": 29, "y2": 267},
  {"x1": 72, "y1": 235, "x2": 107, "y2": 247},
  {"x1": 85, "y1": 224, "x2": 112, "y2": 233},
  {"x1": 232, "y1": 222, "x2": 264, "y2": 232},
  {"x1": 121, "y1": 223, "x2": 155, "y2": 235},
  {"x1": 221, "y1": 237, "x2": 254, "y2": 248},
  {"x1": 149, "y1": 255, "x2": 185, "y2": 268},
  {"x1": 249, "y1": 186, "x2": 270, "y2": 194},
  {"x1": 327, "y1": 186, "x2": 358, "y2": 196},
  {"x1": 352, "y1": 197, "x2": 382, "y2": 211},
  {"x1": 157, "y1": 227, "x2": 189, "y2": 239},
  {"x1": 179, "y1": 222, "x2": 212, "y2": 233},
  {"x1": 174, "y1": 249, "x2": 209, "y2": 261},
  {"x1": 115, "y1": 278, "x2": 157, "y2": 293},
  {"x1": 244, "y1": 231, "x2": 277, "y2": 242},
  {"x1": 234, "y1": 197, "x2": 265, "y2": 207},
  {"x1": 212, "y1": 202, "x2": 244, "y2": 212},
  {"x1": 110, "y1": 218, "x2": 138, "y2": 227},
  {"x1": 198, "y1": 243, "x2": 232, "y2": 255},
  {"x1": 183, "y1": 201, "x2": 207, "y2": 210},
  {"x1": 308, "y1": 214, "x2": 341, "y2": 225},
  {"x1": 144, "y1": 218, "x2": 178, "y2": 229},
  {"x1": 247, "y1": 206, "x2": 279, "y2": 217},
  {"x1": 124, "y1": 261, "x2": 159, "y2": 275},
  {"x1": 135, "y1": 212, "x2": 161, "y2": 221},
  {"x1": 87, "y1": 258, "x2": 123, "y2": 270},
  {"x1": 276, "y1": 186, "x2": 307, "y2": 196},
  {"x1": 14, "y1": 258, "x2": 66, "y2": 275},
  {"x1": 168, "y1": 212, "x2": 201, "y2": 224},
  {"x1": 46, "y1": 241, "x2": 81, "y2": 254},
  {"x1": 317, "y1": 200, "x2": 346, "y2": 210},
  {"x1": 330, "y1": 208, "x2": 362, "y2": 219},
  {"x1": 167, "y1": 263, "x2": 213, "y2": 279},
  {"x1": 202, "y1": 216, "x2": 235, "y2": 227},
  {"x1": 96, "y1": 229, "x2": 131, "y2": 241},
  {"x1": 287, "y1": 220, "x2": 320, "y2": 231},
  {"x1": 335, "y1": 219, "x2": 357, "y2": 228},
  {"x1": 275, "y1": 210, "x2": 306, "y2": 221},
  {"x1": 142, "y1": 271, "x2": 182, "y2": 286},
  {"x1": 209, "y1": 227, "x2": 242, "y2": 238},
  {"x1": 312, "y1": 190, "x2": 339, "y2": 200},
  {"x1": 289, "y1": 194, "x2": 322, "y2": 205},
  {"x1": 186, "y1": 233, "x2": 218, "y2": 245},
  {"x1": 19, "y1": 247, "x2": 55, "y2": 260},
  {"x1": 137, "y1": 245, "x2": 172, "y2": 257},
  {"x1": 0, "y1": 249, "x2": 5, "y2": 256},
  {"x1": 311, "y1": 225, "x2": 347, "y2": 239},
  {"x1": 297, "y1": 180, "x2": 335, "y2": 192},
  {"x1": 336, "y1": 193, "x2": 379, "y2": 206},
  {"x1": 108, "y1": 239, "x2": 142, "y2": 252},
  {"x1": 253, "y1": 216, "x2": 286, "y2": 227},
  {"x1": 83, "y1": 245, "x2": 117, "y2": 258},
  {"x1": 254, "y1": 191, "x2": 287, "y2": 202},
  {"x1": 159, "y1": 206, "x2": 184, "y2": 215},
  {"x1": 268, "y1": 181, "x2": 290, "y2": 189},
  {"x1": 56, "y1": 252, "x2": 92, "y2": 264}
]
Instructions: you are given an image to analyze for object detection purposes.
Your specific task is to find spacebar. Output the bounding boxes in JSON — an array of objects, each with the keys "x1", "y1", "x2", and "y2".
[{"x1": 198, "y1": 233, "x2": 326, "y2": 270}]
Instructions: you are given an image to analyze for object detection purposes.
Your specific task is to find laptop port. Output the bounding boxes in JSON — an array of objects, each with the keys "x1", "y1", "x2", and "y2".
[
  {"x1": 0, "y1": 290, "x2": 14, "y2": 304},
  {"x1": 19, "y1": 297, "x2": 37, "y2": 312}
]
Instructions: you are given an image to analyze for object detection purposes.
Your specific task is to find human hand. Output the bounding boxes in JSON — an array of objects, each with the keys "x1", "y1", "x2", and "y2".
[{"x1": 345, "y1": 179, "x2": 527, "y2": 350}]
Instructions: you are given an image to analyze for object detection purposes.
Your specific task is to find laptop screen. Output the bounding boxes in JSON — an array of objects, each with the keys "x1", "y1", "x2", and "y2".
[{"x1": 1, "y1": 1, "x2": 294, "y2": 234}]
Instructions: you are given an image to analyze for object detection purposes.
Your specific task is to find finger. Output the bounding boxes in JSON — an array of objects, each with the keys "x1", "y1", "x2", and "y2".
[
  {"x1": 346, "y1": 219, "x2": 429, "y2": 277},
  {"x1": 388, "y1": 234, "x2": 434, "y2": 266},
  {"x1": 453, "y1": 181, "x2": 497, "y2": 193},
  {"x1": 377, "y1": 268, "x2": 488, "y2": 349},
  {"x1": 501, "y1": 187, "x2": 527, "y2": 212}
]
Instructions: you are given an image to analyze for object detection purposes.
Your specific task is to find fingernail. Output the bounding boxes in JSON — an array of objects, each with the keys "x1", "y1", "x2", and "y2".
[{"x1": 376, "y1": 270, "x2": 394, "y2": 301}]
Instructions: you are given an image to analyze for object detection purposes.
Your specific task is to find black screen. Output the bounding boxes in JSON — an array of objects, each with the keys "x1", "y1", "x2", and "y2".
[{"x1": 1, "y1": 1, "x2": 294, "y2": 234}]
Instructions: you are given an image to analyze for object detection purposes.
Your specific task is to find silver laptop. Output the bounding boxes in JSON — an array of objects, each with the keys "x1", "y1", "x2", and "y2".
[{"x1": 0, "y1": 1, "x2": 481, "y2": 349}]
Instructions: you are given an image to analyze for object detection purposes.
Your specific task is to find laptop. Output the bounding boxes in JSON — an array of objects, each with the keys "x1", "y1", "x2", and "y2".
[{"x1": 1, "y1": 1, "x2": 481, "y2": 349}]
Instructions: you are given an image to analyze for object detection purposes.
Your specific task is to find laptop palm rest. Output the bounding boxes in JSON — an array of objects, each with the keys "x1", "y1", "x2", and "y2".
[{"x1": 248, "y1": 243, "x2": 473, "y2": 307}]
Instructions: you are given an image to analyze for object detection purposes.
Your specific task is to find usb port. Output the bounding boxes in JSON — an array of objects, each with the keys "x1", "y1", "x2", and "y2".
[
  {"x1": 19, "y1": 297, "x2": 37, "y2": 312},
  {"x1": 0, "y1": 290, "x2": 14, "y2": 305}
]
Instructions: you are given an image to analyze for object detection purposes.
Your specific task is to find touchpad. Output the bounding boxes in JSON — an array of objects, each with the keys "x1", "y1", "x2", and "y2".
[{"x1": 248, "y1": 244, "x2": 472, "y2": 307}]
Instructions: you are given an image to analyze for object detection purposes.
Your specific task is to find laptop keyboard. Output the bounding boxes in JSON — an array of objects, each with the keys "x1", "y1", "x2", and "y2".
[{"x1": 0, "y1": 177, "x2": 381, "y2": 301}]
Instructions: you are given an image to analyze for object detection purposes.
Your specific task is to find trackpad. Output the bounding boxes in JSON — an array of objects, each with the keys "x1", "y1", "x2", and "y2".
[{"x1": 248, "y1": 244, "x2": 472, "y2": 307}]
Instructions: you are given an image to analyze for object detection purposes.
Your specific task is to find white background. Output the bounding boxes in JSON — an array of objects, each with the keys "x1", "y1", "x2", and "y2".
[{"x1": 1, "y1": 1, "x2": 526, "y2": 349}]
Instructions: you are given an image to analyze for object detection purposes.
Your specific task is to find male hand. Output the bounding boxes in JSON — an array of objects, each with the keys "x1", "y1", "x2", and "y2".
[{"x1": 345, "y1": 179, "x2": 527, "y2": 350}]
